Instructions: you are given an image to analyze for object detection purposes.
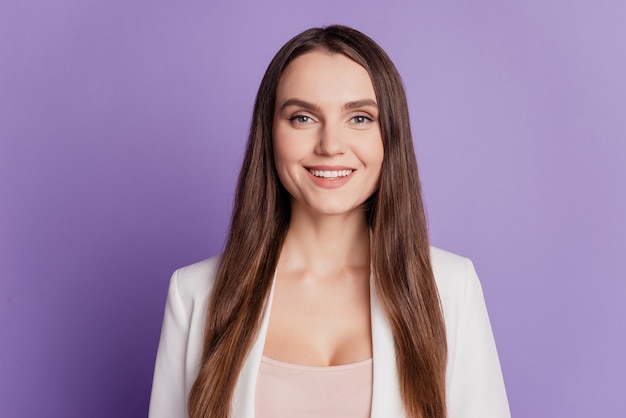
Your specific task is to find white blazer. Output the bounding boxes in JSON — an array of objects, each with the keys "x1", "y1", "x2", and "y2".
[{"x1": 149, "y1": 247, "x2": 510, "y2": 417}]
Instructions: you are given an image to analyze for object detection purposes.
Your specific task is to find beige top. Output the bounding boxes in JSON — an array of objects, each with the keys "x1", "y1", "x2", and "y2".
[{"x1": 255, "y1": 355, "x2": 373, "y2": 417}]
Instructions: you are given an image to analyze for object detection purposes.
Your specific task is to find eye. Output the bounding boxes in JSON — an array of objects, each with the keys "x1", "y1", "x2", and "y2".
[
  {"x1": 351, "y1": 115, "x2": 374, "y2": 124},
  {"x1": 289, "y1": 115, "x2": 314, "y2": 124}
]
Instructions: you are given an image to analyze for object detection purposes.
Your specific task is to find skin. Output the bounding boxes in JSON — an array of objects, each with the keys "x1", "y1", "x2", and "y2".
[{"x1": 263, "y1": 50, "x2": 383, "y2": 366}]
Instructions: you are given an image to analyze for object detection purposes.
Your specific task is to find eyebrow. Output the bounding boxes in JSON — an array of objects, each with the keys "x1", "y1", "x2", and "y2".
[
  {"x1": 279, "y1": 98, "x2": 378, "y2": 112},
  {"x1": 343, "y1": 99, "x2": 378, "y2": 110},
  {"x1": 279, "y1": 99, "x2": 320, "y2": 112}
]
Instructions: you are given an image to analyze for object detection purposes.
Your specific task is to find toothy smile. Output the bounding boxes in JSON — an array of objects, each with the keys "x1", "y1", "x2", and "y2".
[{"x1": 307, "y1": 169, "x2": 353, "y2": 178}]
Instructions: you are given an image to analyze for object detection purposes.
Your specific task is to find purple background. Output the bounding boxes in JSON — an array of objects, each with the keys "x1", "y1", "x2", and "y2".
[{"x1": 1, "y1": 1, "x2": 624, "y2": 417}]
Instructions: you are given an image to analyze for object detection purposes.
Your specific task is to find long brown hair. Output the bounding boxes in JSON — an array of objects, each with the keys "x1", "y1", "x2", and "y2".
[{"x1": 189, "y1": 25, "x2": 447, "y2": 418}]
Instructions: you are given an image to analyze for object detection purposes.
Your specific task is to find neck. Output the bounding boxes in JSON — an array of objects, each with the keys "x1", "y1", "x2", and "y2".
[{"x1": 279, "y1": 203, "x2": 371, "y2": 275}]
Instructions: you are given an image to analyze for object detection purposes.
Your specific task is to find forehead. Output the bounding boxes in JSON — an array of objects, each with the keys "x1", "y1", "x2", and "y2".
[{"x1": 275, "y1": 50, "x2": 376, "y2": 104}]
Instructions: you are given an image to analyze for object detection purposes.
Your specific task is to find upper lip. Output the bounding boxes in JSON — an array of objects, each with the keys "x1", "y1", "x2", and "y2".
[{"x1": 305, "y1": 165, "x2": 355, "y2": 171}]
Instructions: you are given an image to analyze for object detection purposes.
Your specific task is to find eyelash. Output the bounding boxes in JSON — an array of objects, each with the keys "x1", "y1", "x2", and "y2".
[
  {"x1": 289, "y1": 114, "x2": 374, "y2": 124},
  {"x1": 351, "y1": 115, "x2": 373, "y2": 124},
  {"x1": 289, "y1": 115, "x2": 314, "y2": 124}
]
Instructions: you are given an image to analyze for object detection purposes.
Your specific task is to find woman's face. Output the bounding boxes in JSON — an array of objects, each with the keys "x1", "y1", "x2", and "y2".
[{"x1": 272, "y1": 50, "x2": 384, "y2": 218}]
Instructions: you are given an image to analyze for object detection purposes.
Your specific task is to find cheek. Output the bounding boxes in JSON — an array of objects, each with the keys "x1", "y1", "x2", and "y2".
[
  {"x1": 272, "y1": 123, "x2": 311, "y2": 173},
  {"x1": 273, "y1": 141, "x2": 294, "y2": 176},
  {"x1": 272, "y1": 138, "x2": 298, "y2": 192},
  {"x1": 374, "y1": 143, "x2": 385, "y2": 168},
  {"x1": 360, "y1": 136, "x2": 384, "y2": 171},
  {"x1": 272, "y1": 125, "x2": 295, "y2": 165},
  {"x1": 361, "y1": 139, "x2": 384, "y2": 189}
]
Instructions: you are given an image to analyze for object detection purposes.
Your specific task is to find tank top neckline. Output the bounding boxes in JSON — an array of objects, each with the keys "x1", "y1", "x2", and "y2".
[{"x1": 260, "y1": 355, "x2": 372, "y2": 372}]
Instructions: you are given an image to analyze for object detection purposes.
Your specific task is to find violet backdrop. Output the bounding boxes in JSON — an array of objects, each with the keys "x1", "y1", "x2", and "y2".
[{"x1": 1, "y1": 0, "x2": 624, "y2": 417}]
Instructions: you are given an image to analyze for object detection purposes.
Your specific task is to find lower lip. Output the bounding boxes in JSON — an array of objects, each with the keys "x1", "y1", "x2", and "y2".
[{"x1": 306, "y1": 169, "x2": 354, "y2": 189}]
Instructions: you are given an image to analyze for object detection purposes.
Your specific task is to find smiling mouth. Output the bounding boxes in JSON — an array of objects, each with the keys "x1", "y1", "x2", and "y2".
[{"x1": 307, "y1": 168, "x2": 354, "y2": 179}]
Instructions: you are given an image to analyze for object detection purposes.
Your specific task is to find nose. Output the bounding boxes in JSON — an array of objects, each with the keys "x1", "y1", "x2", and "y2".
[{"x1": 315, "y1": 123, "x2": 346, "y2": 156}]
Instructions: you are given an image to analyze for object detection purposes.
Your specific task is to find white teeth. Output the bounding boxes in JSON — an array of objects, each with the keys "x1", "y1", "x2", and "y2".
[{"x1": 308, "y1": 169, "x2": 353, "y2": 178}]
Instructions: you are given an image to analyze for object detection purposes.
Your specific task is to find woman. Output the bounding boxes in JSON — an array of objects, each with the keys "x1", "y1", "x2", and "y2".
[{"x1": 149, "y1": 25, "x2": 510, "y2": 418}]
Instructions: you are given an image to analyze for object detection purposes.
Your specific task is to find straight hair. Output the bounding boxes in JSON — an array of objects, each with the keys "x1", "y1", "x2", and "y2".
[{"x1": 189, "y1": 25, "x2": 447, "y2": 418}]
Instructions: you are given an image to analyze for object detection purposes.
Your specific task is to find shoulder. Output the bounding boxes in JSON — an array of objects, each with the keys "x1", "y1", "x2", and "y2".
[
  {"x1": 430, "y1": 246, "x2": 475, "y2": 294},
  {"x1": 149, "y1": 255, "x2": 222, "y2": 415},
  {"x1": 169, "y1": 255, "x2": 221, "y2": 314},
  {"x1": 173, "y1": 255, "x2": 221, "y2": 289},
  {"x1": 430, "y1": 247, "x2": 511, "y2": 415},
  {"x1": 429, "y1": 246, "x2": 481, "y2": 326}
]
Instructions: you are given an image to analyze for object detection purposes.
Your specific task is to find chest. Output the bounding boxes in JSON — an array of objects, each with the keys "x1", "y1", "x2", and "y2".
[{"x1": 262, "y1": 271, "x2": 372, "y2": 366}]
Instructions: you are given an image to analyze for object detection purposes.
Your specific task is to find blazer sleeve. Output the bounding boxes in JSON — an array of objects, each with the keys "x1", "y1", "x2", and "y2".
[
  {"x1": 149, "y1": 270, "x2": 189, "y2": 418},
  {"x1": 446, "y1": 259, "x2": 511, "y2": 418}
]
